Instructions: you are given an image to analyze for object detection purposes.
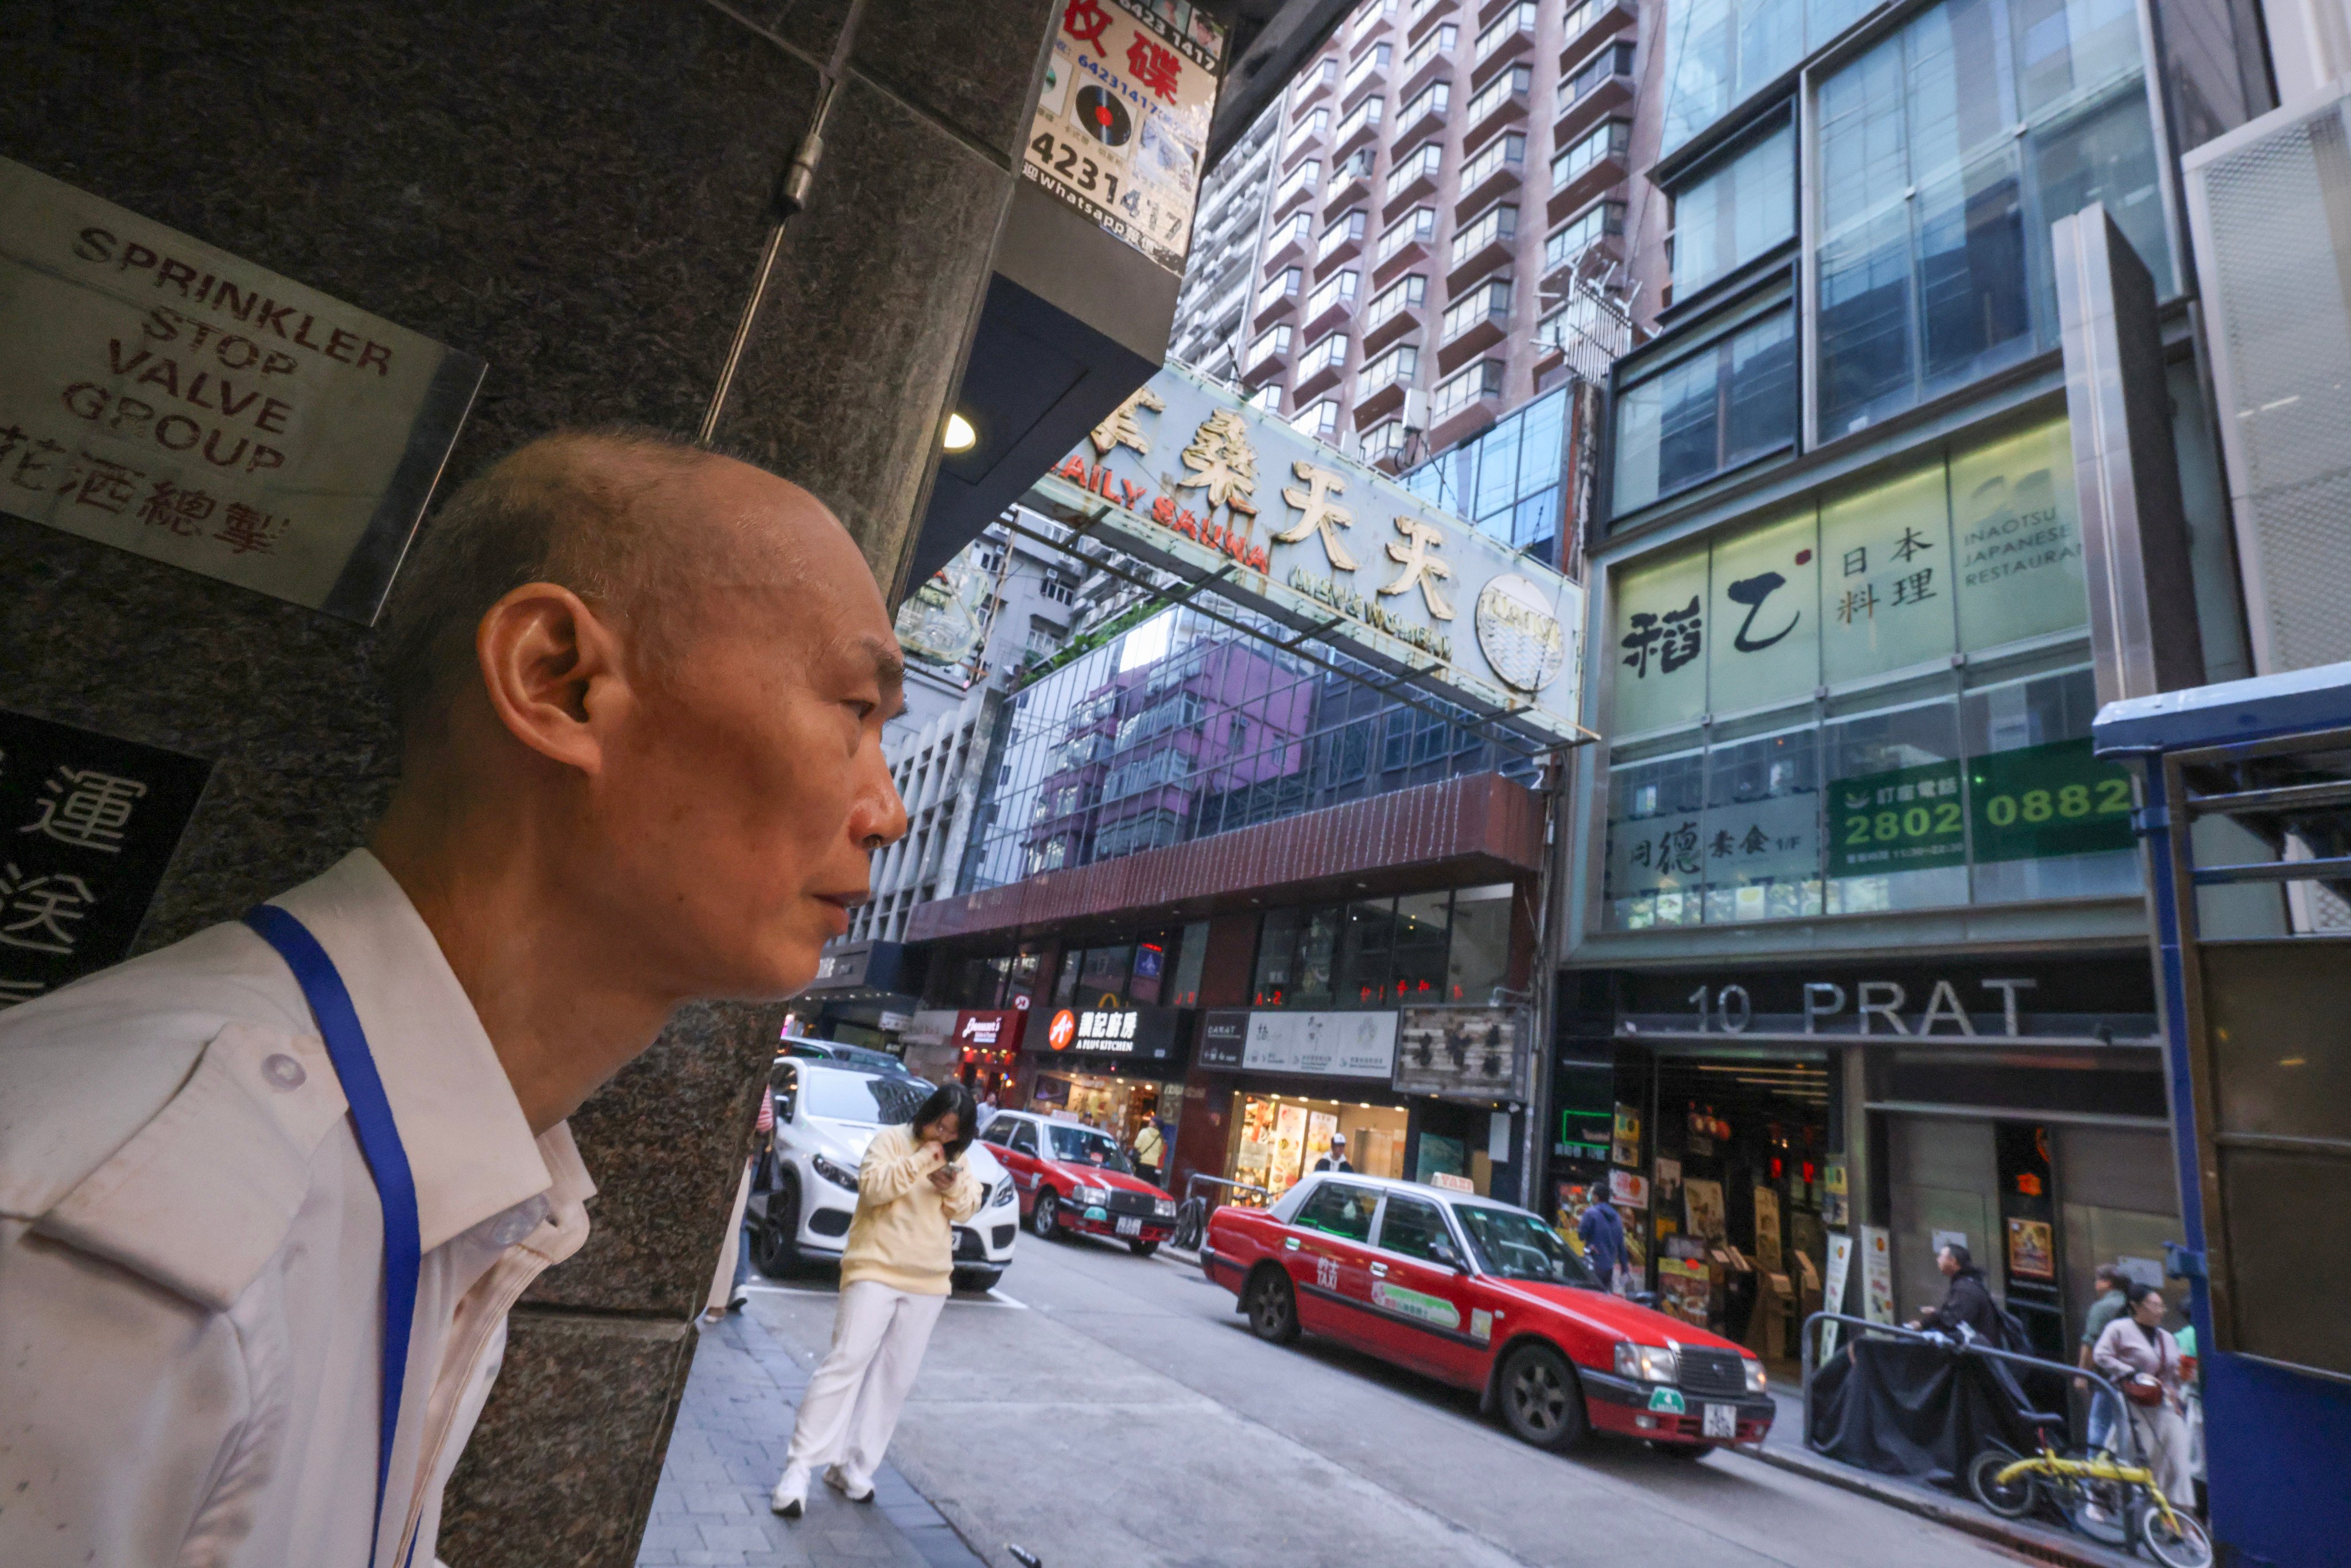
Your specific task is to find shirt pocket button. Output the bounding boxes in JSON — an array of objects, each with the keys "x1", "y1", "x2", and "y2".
[{"x1": 261, "y1": 1053, "x2": 308, "y2": 1090}]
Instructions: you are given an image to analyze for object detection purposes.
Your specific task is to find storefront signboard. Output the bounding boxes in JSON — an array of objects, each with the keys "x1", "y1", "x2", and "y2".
[
  {"x1": 1245, "y1": 1010, "x2": 1398, "y2": 1078},
  {"x1": 1029, "y1": 362, "x2": 1588, "y2": 749},
  {"x1": 1609, "y1": 1169, "x2": 1650, "y2": 1209},
  {"x1": 1040, "y1": 1004, "x2": 1184, "y2": 1063},
  {"x1": 955, "y1": 1008, "x2": 1027, "y2": 1051},
  {"x1": 1611, "y1": 1104, "x2": 1642, "y2": 1166},
  {"x1": 1615, "y1": 960, "x2": 2158, "y2": 1043},
  {"x1": 804, "y1": 939, "x2": 905, "y2": 993},
  {"x1": 1860, "y1": 1224, "x2": 1896, "y2": 1324},
  {"x1": 1966, "y1": 738, "x2": 2135, "y2": 863},
  {"x1": 1822, "y1": 1233, "x2": 1855, "y2": 1354},
  {"x1": 1828, "y1": 759, "x2": 1965, "y2": 876},
  {"x1": 0, "y1": 157, "x2": 483, "y2": 623},
  {"x1": 900, "y1": 1009, "x2": 959, "y2": 1048},
  {"x1": 1393, "y1": 1006, "x2": 1533, "y2": 1101},
  {"x1": 1198, "y1": 1008, "x2": 1248, "y2": 1069}
]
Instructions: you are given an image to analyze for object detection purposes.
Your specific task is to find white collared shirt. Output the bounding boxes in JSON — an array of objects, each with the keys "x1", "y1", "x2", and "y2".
[{"x1": 0, "y1": 851, "x2": 595, "y2": 1566}]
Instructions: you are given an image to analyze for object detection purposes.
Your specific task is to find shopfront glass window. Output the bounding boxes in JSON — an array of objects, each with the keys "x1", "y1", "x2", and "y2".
[
  {"x1": 1825, "y1": 697, "x2": 1968, "y2": 912},
  {"x1": 1814, "y1": 0, "x2": 2167, "y2": 436},
  {"x1": 1671, "y1": 119, "x2": 1796, "y2": 300},
  {"x1": 1963, "y1": 666, "x2": 2139, "y2": 902},
  {"x1": 1295, "y1": 906, "x2": 1343, "y2": 1006},
  {"x1": 1127, "y1": 932, "x2": 1171, "y2": 1003},
  {"x1": 1446, "y1": 884, "x2": 1514, "y2": 1003},
  {"x1": 1391, "y1": 891, "x2": 1451, "y2": 1003},
  {"x1": 1252, "y1": 907, "x2": 1300, "y2": 1006},
  {"x1": 1077, "y1": 944, "x2": 1133, "y2": 1008},
  {"x1": 1612, "y1": 307, "x2": 1797, "y2": 514},
  {"x1": 1169, "y1": 920, "x2": 1209, "y2": 1007},
  {"x1": 1704, "y1": 722, "x2": 1824, "y2": 920},
  {"x1": 1338, "y1": 899, "x2": 1396, "y2": 1006},
  {"x1": 1606, "y1": 747, "x2": 1708, "y2": 928}
]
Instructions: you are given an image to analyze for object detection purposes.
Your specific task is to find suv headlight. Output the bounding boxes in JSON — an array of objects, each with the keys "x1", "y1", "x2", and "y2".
[
  {"x1": 1074, "y1": 1184, "x2": 1111, "y2": 1207},
  {"x1": 988, "y1": 1178, "x2": 1015, "y2": 1208},
  {"x1": 1744, "y1": 1359, "x2": 1767, "y2": 1394},
  {"x1": 810, "y1": 1152, "x2": 860, "y2": 1191},
  {"x1": 1615, "y1": 1343, "x2": 1680, "y2": 1384},
  {"x1": 1154, "y1": 1197, "x2": 1177, "y2": 1218}
]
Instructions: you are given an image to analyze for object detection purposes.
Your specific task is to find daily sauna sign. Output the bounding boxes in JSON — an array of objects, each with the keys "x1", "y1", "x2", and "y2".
[
  {"x1": 0, "y1": 158, "x2": 482, "y2": 622},
  {"x1": 1030, "y1": 362, "x2": 1590, "y2": 748}
]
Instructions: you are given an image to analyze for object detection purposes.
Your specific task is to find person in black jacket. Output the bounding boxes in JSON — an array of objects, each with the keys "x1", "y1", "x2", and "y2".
[{"x1": 1909, "y1": 1244, "x2": 2003, "y2": 1342}]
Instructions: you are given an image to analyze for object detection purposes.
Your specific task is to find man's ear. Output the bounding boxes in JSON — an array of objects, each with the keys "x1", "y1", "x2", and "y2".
[{"x1": 475, "y1": 583, "x2": 635, "y2": 775}]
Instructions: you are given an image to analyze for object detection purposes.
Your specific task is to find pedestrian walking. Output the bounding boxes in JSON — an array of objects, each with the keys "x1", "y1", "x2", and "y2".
[
  {"x1": 2093, "y1": 1283, "x2": 2197, "y2": 1511},
  {"x1": 1908, "y1": 1243, "x2": 2003, "y2": 1342},
  {"x1": 1578, "y1": 1196, "x2": 1627, "y2": 1293},
  {"x1": 771, "y1": 1081, "x2": 983, "y2": 1519},
  {"x1": 1313, "y1": 1132, "x2": 1354, "y2": 1173},
  {"x1": 1133, "y1": 1116, "x2": 1167, "y2": 1189},
  {"x1": 0, "y1": 430, "x2": 908, "y2": 1567},
  {"x1": 2077, "y1": 1262, "x2": 2130, "y2": 1450}
]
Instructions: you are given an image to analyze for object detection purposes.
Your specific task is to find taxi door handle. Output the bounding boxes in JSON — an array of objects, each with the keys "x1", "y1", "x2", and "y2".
[
  {"x1": 1369, "y1": 1263, "x2": 1389, "y2": 1277},
  {"x1": 1283, "y1": 1237, "x2": 1301, "y2": 1251}
]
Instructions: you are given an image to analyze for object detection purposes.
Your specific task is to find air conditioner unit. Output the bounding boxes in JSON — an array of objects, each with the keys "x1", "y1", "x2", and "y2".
[{"x1": 1402, "y1": 388, "x2": 1429, "y2": 432}]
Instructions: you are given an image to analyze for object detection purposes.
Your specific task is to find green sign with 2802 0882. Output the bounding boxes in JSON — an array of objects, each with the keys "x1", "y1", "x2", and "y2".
[
  {"x1": 1968, "y1": 739, "x2": 2134, "y2": 863},
  {"x1": 1829, "y1": 760, "x2": 1965, "y2": 876}
]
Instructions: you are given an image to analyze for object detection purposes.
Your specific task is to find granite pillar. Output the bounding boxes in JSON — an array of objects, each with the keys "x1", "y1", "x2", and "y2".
[{"x1": 2, "y1": 0, "x2": 1055, "y2": 1561}]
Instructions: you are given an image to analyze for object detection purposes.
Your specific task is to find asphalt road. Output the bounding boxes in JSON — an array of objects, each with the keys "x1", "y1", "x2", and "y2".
[{"x1": 739, "y1": 1232, "x2": 2021, "y2": 1568}]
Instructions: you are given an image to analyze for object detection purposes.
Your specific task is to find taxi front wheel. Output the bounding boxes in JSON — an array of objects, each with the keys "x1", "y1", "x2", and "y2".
[
  {"x1": 1030, "y1": 1190, "x2": 1060, "y2": 1240},
  {"x1": 1499, "y1": 1343, "x2": 1589, "y2": 1451}
]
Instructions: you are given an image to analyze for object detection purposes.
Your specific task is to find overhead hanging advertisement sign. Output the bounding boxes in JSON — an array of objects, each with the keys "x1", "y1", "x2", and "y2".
[
  {"x1": 1026, "y1": 0, "x2": 1223, "y2": 274},
  {"x1": 1027, "y1": 362, "x2": 1590, "y2": 748}
]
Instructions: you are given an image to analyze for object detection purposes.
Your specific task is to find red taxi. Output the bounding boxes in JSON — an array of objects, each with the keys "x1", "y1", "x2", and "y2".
[
  {"x1": 979, "y1": 1110, "x2": 1179, "y2": 1256},
  {"x1": 1204, "y1": 1173, "x2": 1773, "y2": 1456}
]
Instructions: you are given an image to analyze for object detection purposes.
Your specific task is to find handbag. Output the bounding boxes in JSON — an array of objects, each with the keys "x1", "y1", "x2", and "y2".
[{"x1": 2123, "y1": 1371, "x2": 2166, "y2": 1407}]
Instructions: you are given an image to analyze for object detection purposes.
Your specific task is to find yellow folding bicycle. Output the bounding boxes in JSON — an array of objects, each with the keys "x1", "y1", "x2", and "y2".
[{"x1": 1969, "y1": 1426, "x2": 2210, "y2": 1567}]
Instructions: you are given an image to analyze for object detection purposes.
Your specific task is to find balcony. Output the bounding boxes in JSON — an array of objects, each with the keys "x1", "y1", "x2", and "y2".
[
  {"x1": 1407, "y1": 0, "x2": 1460, "y2": 47},
  {"x1": 1293, "y1": 55, "x2": 1339, "y2": 107},
  {"x1": 1263, "y1": 212, "x2": 1314, "y2": 268},
  {"x1": 1470, "y1": 2, "x2": 1537, "y2": 87},
  {"x1": 1302, "y1": 268, "x2": 1361, "y2": 336},
  {"x1": 1354, "y1": 343, "x2": 1419, "y2": 421},
  {"x1": 1429, "y1": 356, "x2": 1505, "y2": 447},
  {"x1": 1243, "y1": 324, "x2": 1294, "y2": 381},
  {"x1": 1383, "y1": 142, "x2": 1444, "y2": 214},
  {"x1": 1362, "y1": 273, "x2": 1428, "y2": 353},
  {"x1": 1289, "y1": 397, "x2": 1341, "y2": 444},
  {"x1": 1437, "y1": 276, "x2": 1511, "y2": 372},
  {"x1": 1456, "y1": 130, "x2": 1526, "y2": 218},
  {"x1": 1555, "y1": 38, "x2": 1636, "y2": 144},
  {"x1": 1334, "y1": 95, "x2": 1386, "y2": 161},
  {"x1": 1252, "y1": 266, "x2": 1303, "y2": 329},
  {"x1": 1547, "y1": 117, "x2": 1630, "y2": 224},
  {"x1": 1542, "y1": 198, "x2": 1625, "y2": 280},
  {"x1": 1328, "y1": 147, "x2": 1376, "y2": 208},
  {"x1": 1558, "y1": 0, "x2": 1635, "y2": 69},
  {"x1": 1390, "y1": 88, "x2": 1450, "y2": 158},
  {"x1": 1315, "y1": 208, "x2": 1368, "y2": 270},
  {"x1": 1271, "y1": 158, "x2": 1322, "y2": 219},
  {"x1": 1372, "y1": 205, "x2": 1438, "y2": 285},
  {"x1": 1294, "y1": 332, "x2": 1350, "y2": 399},
  {"x1": 1445, "y1": 201, "x2": 1518, "y2": 293},
  {"x1": 1399, "y1": 22, "x2": 1458, "y2": 98},
  {"x1": 1341, "y1": 41, "x2": 1392, "y2": 107},
  {"x1": 1460, "y1": 62, "x2": 1533, "y2": 152}
]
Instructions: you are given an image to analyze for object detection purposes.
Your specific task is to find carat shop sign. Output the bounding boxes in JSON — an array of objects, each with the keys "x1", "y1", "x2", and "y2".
[{"x1": 1028, "y1": 362, "x2": 1589, "y2": 749}]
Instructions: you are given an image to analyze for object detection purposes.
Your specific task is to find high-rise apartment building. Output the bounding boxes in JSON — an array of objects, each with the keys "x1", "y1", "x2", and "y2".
[{"x1": 1171, "y1": 101, "x2": 1287, "y2": 382}]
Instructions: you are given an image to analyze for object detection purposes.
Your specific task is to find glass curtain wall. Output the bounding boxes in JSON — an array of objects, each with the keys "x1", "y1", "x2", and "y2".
[
  {"x1": 1248, "y1": 884, "x2": 1514, "y2": 1007},
  {"x1": 1815, "y1": 0, "x2": 2168, "y2": 436},
  {"x1": 1661, "y1": 0, "x2": 1874, "y2": 152},
  {"x1": 967, "y1": 604, "x2": 1537, "y2": 895},
  {"x1": 1402, "y1": 387, "x2": 1570, "y2": 564},
  {"x1": 1613, "y1": 305, "x2": 1800, "y2": 511},
  {"x1": 1601, "y1": 415, "x2": 2139, "y2": 929},
  {"x1": 1670, "y1": 117, "x2": 1798, "y2": 300}
]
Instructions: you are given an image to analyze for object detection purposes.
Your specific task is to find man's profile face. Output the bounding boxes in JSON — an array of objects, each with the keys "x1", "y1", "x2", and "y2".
[{"x1": 589, "y1": 461, "x2": 907, "y2": 1000}]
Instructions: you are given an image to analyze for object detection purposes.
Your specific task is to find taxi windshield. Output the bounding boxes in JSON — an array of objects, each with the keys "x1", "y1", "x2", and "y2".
[
  {"x1": 1046, "y1": 1123, "x2": 1132, "y2": 1173},
  {"x1": 1453, "y1": 1205, "x2": 1601, "y2": 1288}
]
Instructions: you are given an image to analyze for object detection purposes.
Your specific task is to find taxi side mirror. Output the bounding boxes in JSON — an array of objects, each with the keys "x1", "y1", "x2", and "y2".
[{"x1": 1430, "y1": 1241, "x2": 1463, "y2": 1272}]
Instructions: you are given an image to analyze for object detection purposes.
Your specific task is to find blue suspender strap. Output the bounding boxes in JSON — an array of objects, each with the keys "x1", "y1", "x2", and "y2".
[{"x1": 243, "y1": 904, "x2": 422, "y2": 1568}]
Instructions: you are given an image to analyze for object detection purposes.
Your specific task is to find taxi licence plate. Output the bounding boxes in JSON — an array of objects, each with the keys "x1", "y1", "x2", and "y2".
[
  {"x1": 1116, "y1": 1216, "x2": 1142, "y2": 1237},
  {"x1": 1702, "y1": 1403, "x2": 1736, "y2": 1439}
]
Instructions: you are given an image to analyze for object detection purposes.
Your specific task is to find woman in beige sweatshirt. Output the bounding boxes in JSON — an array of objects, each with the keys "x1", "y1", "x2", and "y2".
[{"x1": 771, "y1": 1081, "x2": 982, "y2": 1518}]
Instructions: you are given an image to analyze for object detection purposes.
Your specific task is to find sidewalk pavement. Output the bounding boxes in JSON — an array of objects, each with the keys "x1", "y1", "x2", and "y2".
[{"x1": 634, "y1": 1308, "x2": 987, "y2": 1568}]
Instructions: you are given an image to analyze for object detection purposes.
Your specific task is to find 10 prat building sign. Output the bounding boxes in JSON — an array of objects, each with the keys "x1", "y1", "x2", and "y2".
[{"x1": 1029, "y1": 363, "x2": 1588, "y2": 748}]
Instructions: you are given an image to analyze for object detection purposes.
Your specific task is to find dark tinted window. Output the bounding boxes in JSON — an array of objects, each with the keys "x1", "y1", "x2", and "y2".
[
  {"x1": 1294, "y1": 1181, "x2": 1379, "y2": 1242},
  {"x1": 1378, "y1": 1196, "x2": 1456, "y2": 1263},
  {"x1": 1009, "y1": 1121, "x2": 1039, "y2": 1154},
  {"x1": 981, "y1": 1120, "x2": 1015, "y2": 1147}
]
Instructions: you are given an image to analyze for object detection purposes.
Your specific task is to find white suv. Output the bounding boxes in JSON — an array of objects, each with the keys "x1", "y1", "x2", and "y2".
[{"x1": 746, "y1": 1059, "x2": 1019, "y2": 1291}]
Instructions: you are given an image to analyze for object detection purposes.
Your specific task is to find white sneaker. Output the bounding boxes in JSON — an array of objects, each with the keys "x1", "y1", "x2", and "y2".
[
  {"x1": 823, "y1": 1465, "x2": 874, "y2": 1503},
  {"x1": 769, "y1": 1467, "x2": 809, "y2": 1518}
]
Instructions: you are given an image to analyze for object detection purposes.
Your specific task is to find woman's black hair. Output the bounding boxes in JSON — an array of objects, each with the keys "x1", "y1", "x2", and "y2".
[
  {"x1": 2131, "y1": 1281, "x2": 2169, "y2": 1309},
  {"x1": 912, "y1": 1080, "x2": 980, "y2": 1159},
  {"x1": 1941, "y1": 1241, "x2": 1972, "y2": 1271}
]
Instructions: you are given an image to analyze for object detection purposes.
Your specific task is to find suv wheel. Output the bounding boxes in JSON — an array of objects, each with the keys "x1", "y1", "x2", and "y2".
[
  {"x1": 1030, "y1": 1190, "x2": 1060, "y2": 1240},
  {"x1": 750, "y1": 1181, "x2": 801, "y2": 1278},
  {"x1": 1498, "y1": 1342, "x2": 1589, "y2": 1451}
]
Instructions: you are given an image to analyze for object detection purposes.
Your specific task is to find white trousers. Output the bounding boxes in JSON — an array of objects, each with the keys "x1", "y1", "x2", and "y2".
[
  {"x1": 2128, "y1": 1402, "x2": 2197, "y2": 1510},
  {"x1": 781, "y1": 1280, "x2": 945, "y2": 1489}
]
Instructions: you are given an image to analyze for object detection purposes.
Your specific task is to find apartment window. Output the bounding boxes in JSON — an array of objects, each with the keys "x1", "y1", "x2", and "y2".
[
  {"x1": 1553, "y1": 119, "x2": 1631, "y2": 189},
  {"x1": 1669, "y1": 118, "x2": 1795, "y2": 299},
  {"x1": 1434, "y1": 358, "x2": 1506, "y2": 418},
  {"x1": 1460, "y1": 131, "x2": 1526, "y2": 192},
  {"x1": 1450, "y1": 203, "x2": 1518, "y2": 267},
  {"x1": 1367, "y1": 273, "x2": 1429, "y2": 330},
  {"x1": 1376, "y1": 205, "x2": 1438, "y2": 265},
  {"x1": 1385, "y1": 141, "x2": 1445, "y2": 199},
  {"x1": 1345, "y1": 41, "x2": 1394, "y2": 92},
  {"x1": 1246, "y1": 382, "x2": 1283, "y2": 412},
  {"x1": 1248, "y1": 323, "x2": 1294, "y2": 363},
  {"x1": 1612, "y1": 306, "x2": 1797, "y2": 512},
  {"x1": 1276, "y1": 158, "x2": 1322, "y2": 205},
  {"x1": 1337, "y1": 95, "x2": 1386, "y2": 142},
  {"x1": 1403, "y1": 23, "x2": 1458, "y2": 77},
  {"x1": 1476, "y1": 3, "x2": 1540, "y2": 64},
  {"x1": 1400, "y1": 80, "x2": 1452, "y2": 125},
  {"x1": 1291, "y1": 398, "x2": 1341, "y2": 438},
  {"x1": 1814, "y1": 0, "x2": 2167, "y2": 436},
  {"x1": 1363, "y1": 343, "x2": 1420, "y2": 393},
  {"x1": 1564, "y1": 40, "x2": 1636, "y2": 106},
  {"x1": 1321, "y1": 209, "x2": 1368, "y2": 249},
  {"x1": 1039, "y1": 576, "x2": 1074, "y2": 605},
  {"x1": 1440, "y1": 278, "x2": 1511, "y2": 342},
  {"x1": 1299, "y1": 332, "x2": 1350, "y2": 378},
  {"x1": 1544, "y1": 199, "x2": 1625, "y2": 272},
  {"x1": 1561, "y1": 0, "x2": 1617, "y2": 42},
  {"x1": 1364, "y1": 420, "x2": 1412, "y2": 464},
  {"x1": 1274, "y1": 212, "x2": 1313, "y2": 250},
  {"x1": 1465, "y1": 63, "x2": 1533, "y2": 122},
  {"x1": 1259, "y1": 266, "x2": 1303, "y2": 310},
  {"x1": 1307, "y1": 269, "x2": 1361, "y2": 319}
]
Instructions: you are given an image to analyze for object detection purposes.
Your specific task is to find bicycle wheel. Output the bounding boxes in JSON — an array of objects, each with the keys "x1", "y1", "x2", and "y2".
[
  {"x1": 2133, "y1": 1496, "x2": 2213, "y2": 1568},
  {"x1": 1968, "y1": 1448, "x2": 2039, "y2": 1520}
]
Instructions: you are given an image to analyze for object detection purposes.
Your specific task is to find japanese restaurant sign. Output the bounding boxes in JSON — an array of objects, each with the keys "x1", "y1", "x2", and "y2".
[
  {"x1": 1029, "y1": 362, "x2": 1589, "y2": 748},
  {"x1": 0, "y1": 157, "x2": 483, "y2": 623},
  {"x1": 0, "y1": 709, "x2": 212, "y2": 1007},
  {"x1": 1026, "y1": 0, "x2": 1223, "y2": 274}
]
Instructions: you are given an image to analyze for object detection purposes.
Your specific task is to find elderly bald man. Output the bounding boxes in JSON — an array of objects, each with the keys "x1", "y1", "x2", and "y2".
[{"x1": 0, "y1": 430, "x2": 908, "y2": 1567}]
